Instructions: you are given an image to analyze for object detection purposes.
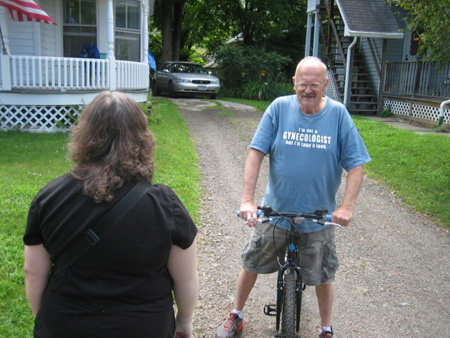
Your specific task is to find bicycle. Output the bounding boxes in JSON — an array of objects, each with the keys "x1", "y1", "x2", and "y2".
[{"x1": 241, "y1": 206, "x2": 341, "y2": 338}]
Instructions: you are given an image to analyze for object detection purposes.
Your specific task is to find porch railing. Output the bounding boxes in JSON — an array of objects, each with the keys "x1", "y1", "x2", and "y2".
[
  {"x1": 384, "y1": 61, "x2": 450, "y2": 99},
  {"x1": 0, "y1": 55, "x2": 149, "y2": 92}
]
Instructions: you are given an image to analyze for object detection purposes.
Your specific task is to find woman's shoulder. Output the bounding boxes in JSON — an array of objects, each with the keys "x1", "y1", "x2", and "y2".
[
  {"x1": 36, "y1": 173, "x2": 77, "y2": 196},
  {"x1": 145, "y1": 183, "x2": 179, "y2": 201}
]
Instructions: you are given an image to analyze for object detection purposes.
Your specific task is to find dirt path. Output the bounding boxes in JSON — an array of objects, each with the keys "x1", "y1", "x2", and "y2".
[{"x1": 170, "y1": 97, "x2": 450, "y2": 338}]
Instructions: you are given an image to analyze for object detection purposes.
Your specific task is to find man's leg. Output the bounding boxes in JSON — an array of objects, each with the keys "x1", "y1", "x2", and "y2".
[
  {"x1": 235, "y1": 269, "x2": 258, "y2": 310},
  {"x1": 215, "y1": 269, "x2": 257, "y2": 337},
  {"x1": 315, "y1": 283, "x2": 334, "y2": 327}
]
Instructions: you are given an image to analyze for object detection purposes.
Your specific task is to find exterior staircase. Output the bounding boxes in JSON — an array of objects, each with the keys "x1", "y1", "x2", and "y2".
[{"x1": 317, "y1": 4, "x2": 378, "y2": 114}]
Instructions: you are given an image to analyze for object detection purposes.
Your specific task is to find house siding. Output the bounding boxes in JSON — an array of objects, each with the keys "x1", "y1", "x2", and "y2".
[
  {"x1": 40, "y1": 0, "x2": 58, "y2": 57},
  {"x1": 9, "y1": 22, "x2": 35, "y2": 55},
  {"x1": 360, "y1": 37, "x2": 404, "y2": 96}
]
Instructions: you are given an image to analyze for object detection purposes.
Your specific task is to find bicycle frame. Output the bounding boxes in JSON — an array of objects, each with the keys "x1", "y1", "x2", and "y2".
[
  {"x1": 258, "y1": 206, "x2": 334, "y2": 338},
  {"x1": 275, "y1": 222, "x2": 304, "y2": 335}
]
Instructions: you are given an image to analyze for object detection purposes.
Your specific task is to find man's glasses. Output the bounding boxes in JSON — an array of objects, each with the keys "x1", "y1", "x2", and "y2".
[{"x1": 294, "y1": 81, "x2": 326, "y2": 90}]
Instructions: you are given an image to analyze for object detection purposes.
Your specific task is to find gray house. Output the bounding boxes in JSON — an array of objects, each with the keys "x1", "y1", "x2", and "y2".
[{"x1": 306, "y1": 0, "x2": 449, "y2": 129}]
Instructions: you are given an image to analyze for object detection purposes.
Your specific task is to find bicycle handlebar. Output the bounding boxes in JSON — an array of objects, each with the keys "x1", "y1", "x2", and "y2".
[{"x1": 237, "y1": 206, "x2": 341, "y2": 227}]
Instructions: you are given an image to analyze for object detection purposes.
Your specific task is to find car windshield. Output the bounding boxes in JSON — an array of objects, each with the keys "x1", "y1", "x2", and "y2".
[{"x1": 171, "y1": 63, "x2": 208, "y2": 74}]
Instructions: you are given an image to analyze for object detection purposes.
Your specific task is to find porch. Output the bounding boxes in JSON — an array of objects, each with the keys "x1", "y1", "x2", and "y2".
[
  {"x1": 0, "y1": 54, "x2": 149, "y2": 131},
  {"x1": 383, "y1": 61, "x2": 450, "y2": 128}
]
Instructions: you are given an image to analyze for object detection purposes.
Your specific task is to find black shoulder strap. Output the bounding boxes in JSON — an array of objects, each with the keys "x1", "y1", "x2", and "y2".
[{"x1": 51, "y1": 180, "x2": 150, "y2": 276}]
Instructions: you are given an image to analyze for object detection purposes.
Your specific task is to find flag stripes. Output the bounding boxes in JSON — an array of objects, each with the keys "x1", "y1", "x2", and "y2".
[{"x1": 0, "y1": 0, "x2": 56, "y2": 25}]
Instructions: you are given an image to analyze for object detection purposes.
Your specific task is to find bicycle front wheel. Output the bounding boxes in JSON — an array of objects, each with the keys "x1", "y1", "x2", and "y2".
[{"x1": 281, "y1": 271, "x2": 297, "y2": 338}]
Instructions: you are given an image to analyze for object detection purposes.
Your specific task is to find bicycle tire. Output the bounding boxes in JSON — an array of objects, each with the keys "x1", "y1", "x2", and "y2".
[{"x1": 281, "y1": 271, "x2": 297, "y2": 338}]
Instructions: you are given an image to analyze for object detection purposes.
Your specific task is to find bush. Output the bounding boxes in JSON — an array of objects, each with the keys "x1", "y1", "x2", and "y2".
[
  {"x1": 214, "y1": 45, "x2": 292, "y2": 100},
  {"x1": 380, "y1": 105, "x2": 395, "y2": 118},
  {"x1": 238, "y1": 81, "x2": 293, "y2": 101}
]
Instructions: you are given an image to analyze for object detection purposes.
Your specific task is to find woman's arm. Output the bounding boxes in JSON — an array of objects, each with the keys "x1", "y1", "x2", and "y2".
[
  {"x1": 168, "y1": 239, "x2": 198, "y2": 338},
  {"x1": 24, "y1": 244, "x2": 52, "y2": 317}
]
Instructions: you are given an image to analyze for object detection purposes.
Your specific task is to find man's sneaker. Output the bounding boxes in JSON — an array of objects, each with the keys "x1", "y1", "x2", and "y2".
[
  {"x1": 215, "y1": 313, "x2": 244, "y2": 338},
  {"x1": 318, "y1": 327, "x2": 334, "y2": 338}
]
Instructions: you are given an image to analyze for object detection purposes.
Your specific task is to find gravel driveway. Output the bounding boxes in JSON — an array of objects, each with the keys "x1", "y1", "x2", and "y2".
[{"x1": 170, "y1": 97, "x2": 450, "y2": 338}]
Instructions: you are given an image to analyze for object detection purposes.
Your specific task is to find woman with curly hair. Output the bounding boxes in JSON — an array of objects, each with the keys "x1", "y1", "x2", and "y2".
[{"x1": 23, "y1": 91, "x2": 198, "y2": 338}]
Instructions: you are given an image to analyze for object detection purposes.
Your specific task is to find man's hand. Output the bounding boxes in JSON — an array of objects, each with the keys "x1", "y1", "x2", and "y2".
[
  {"x1": 331, "y1": 206, "x2": 353, "y2": 227},
  {"x1": 239, "y1": 201, "x2": 259, "y2": 227}
]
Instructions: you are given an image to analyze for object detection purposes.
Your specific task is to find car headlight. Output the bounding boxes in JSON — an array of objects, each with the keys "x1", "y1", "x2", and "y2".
[
  {"x1": 175, "y1": 78, "x2": 191, "y2": 83},
  {"x1": 210, "y1": 79, "x2": 220, "y2": 84}
]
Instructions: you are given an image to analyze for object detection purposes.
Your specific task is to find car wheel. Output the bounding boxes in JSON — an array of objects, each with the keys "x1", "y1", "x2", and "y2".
[
  {"x1": 209, "y1": 94, "x2": 217, "y2": 100},
  {"x1": 153, "y1": 82, "x2": 161, "y2": 96},
  {"x1": 169, "y1": 82, "x2": 177, "y2": 97}
]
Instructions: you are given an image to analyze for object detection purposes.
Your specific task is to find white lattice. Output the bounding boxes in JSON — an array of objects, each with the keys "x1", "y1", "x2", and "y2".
[
  {"x1": 411, "y1": 103, "x2": 450, "y2": 123},
  {"x1": 384, "y1": 99, "x2": 450, "y2": 124},
  {"x1": 0, "y1": 104, "x2": 82, "y2": 132},
  {"x1": 326, "y1": 70, "x2": 341, "y2": 102},
  {"x1": 384, "y1": 99, "x2": 410, "y2": 116}
]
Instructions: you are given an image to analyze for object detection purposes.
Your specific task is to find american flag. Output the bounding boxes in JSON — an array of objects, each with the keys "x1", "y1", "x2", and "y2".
[{"x1": 0, "y1": 0, "x2": 56, "y2": 25}]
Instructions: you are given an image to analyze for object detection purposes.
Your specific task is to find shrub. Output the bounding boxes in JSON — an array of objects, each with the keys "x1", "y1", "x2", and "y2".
[{"x1": 214, "y1": 45, "x2": 291, "y2": 98}]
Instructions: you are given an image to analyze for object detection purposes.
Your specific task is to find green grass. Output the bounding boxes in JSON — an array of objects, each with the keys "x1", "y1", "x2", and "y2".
[
  {"x1": 0, "y1": 97, "x2": 201, "y2": 337},
  {"x1": 218, "y1": 96, "x2": 272, "y2": 112},
  {"x1": 149, "y1": 98, "x2": 201, "y2": 220},
  {"x1": 353, "y1": 116, "x2": 450, "y2": 227},
  {"x1": 0, "y1": 132, "x2": 71, "y2": 337}
]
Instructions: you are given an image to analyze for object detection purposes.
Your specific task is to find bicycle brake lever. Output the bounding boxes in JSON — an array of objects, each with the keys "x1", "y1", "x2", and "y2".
[
  {"x1": 324, "y1": 221, "x2": 342, "y2": 228},
  {"x1": 313, "y1": 219, "x2": 342, "y2": 228}
]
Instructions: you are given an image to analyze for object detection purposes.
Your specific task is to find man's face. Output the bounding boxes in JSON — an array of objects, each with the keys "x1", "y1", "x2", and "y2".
[{"x1": 292, "y1": 63, "x2": 329, "y2": 114}]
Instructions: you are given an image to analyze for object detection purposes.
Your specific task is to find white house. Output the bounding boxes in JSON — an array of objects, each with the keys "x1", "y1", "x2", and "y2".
[{"x1": 0, "y1": 0, "x2": 155, "y2": 131}]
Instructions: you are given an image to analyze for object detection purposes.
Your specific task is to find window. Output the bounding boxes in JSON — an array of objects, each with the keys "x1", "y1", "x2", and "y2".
[
  {"x1": 115, "y1": 0, "x2": 140, "y2": 61},
  {"x1": 63, "y1": 0, "x2": 97, "y2": 57}
]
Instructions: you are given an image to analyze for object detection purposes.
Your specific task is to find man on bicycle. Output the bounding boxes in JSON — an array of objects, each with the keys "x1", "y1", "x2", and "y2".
[{"x1": 215, "y1": 56, "x2": 371, "y2": 338}]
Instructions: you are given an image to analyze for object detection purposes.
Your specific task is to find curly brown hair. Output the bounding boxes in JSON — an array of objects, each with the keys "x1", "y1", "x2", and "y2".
[{"x1": 69, "y1": 91, "x2": 155, "y2": 202}]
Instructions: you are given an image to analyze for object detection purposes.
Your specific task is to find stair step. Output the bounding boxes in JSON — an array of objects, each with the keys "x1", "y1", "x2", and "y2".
[
  {"x1": 348, "y1": 109, "x2": 378, "y2": 114},
  {"x1": 351, "y1": 93, "x2": 376, "y2": 97}
]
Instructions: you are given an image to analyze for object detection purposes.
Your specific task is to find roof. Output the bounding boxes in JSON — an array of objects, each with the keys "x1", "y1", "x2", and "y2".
[{"x1": 336, "y1": 0, "x2": 404, "y2": 39}]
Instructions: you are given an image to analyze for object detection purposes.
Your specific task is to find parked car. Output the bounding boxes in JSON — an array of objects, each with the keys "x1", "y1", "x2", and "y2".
[{"x1": 153, "y1": 61, "x2": 221, "y2": 99}]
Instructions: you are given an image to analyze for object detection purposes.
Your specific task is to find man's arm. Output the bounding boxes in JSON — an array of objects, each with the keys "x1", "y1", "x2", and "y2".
[
  {"x1": 240, "y1": 148, "x2": 265, "y2": 227},
  {"x1": 332, "y1": 165, "x2": 365, "y2": 226},
  {"x1": 24, "y1": 244, "x2": 52, "y2": 317}
]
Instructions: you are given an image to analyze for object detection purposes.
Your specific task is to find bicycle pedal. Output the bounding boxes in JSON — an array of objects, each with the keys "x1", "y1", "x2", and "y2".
[{"x1": 264, "y1": 304, "x2": 277, "y2": 316}]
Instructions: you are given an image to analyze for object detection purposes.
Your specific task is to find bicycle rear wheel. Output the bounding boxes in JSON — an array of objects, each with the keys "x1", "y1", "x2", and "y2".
[{"x1": 281, "y1": 271, "x2": 297, "y2": 338}]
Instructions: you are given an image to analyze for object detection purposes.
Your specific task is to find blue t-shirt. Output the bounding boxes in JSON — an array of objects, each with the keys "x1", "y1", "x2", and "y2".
[{"x1": 251, "y1": 95, "x2": 371, "y2": 232}]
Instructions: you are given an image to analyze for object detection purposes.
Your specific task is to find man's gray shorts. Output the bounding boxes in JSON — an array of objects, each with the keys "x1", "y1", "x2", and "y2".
[{"x1": 241, "y1": 222, "x2": 339, "y2": 286}]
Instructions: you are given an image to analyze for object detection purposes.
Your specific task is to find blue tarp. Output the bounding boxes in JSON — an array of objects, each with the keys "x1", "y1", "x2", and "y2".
[{"x1": 148, "y1": 51, "x2": 156, "y2": 71}]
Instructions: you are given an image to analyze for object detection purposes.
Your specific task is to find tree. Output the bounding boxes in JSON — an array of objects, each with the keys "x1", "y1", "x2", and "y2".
[
  {"x1": 151, "y1": 0, "x2": 307, "y2": 64},
  {"x1": 186, "y1": 0, "x2": 307, "y2": 53},
  {"x1": 391, "y1": 0, "x2": 450, "y2": 65},
  {"x1": 154, "y1": 0, "x2": 187, "y2": 64}
]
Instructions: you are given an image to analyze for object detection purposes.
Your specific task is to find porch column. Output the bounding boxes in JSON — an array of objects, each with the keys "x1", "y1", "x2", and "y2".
[
  {"x1": 313, "y1": 8, "x2": 320, "y2": 57},
  {"x1": 141, "y1": 3, "x2": 149, "y2": 64},
  {"x1": 305, "y1": 12, "x2": 313, "y2": 57},
  {"x1": 106, "y1": 0, "x2": 116, "y2": 90},
  {"x1": 106, "y1": 0, "x2": 115, "y2": 60},
  {"x1": 0, "y1": 7, "x2": 10, "y2": 54},
  {"x1": 377, "y1": 39, "x2": 388, "y2": 114},
  {"x1": 0, "y1": 8, "x2": 11, "y2": 90}
]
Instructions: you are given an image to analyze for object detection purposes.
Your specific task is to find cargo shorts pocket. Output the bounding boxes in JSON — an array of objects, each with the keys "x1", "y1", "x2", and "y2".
[
  {"x1": 323, "y1": 241, "x2": 340, "y2": 281},
  {"x1": 241, "y1": 230, "x2": 263, "y2": 269}
]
